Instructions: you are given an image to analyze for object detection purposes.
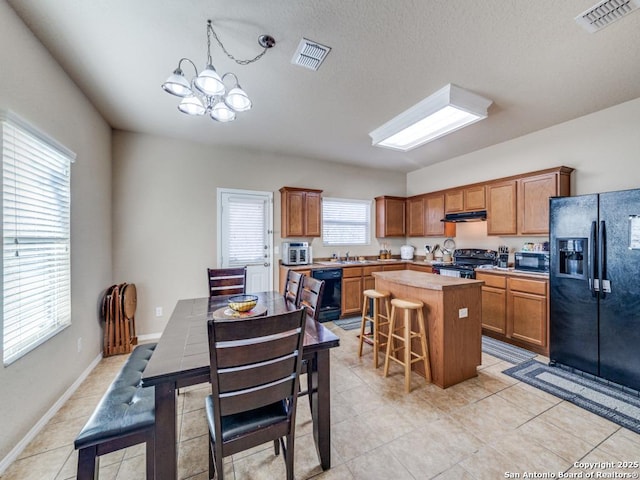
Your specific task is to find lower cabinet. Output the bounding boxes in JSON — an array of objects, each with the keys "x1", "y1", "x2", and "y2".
[
  {"x1": 341, "y1": 267, "x2": 363, "y2": 316},
  {"x1": 476, "y1": 272, "x2": 548, "y2": 355},
  {"x1": 407, "y1": 264, "x2": 433, "y2": 274}
]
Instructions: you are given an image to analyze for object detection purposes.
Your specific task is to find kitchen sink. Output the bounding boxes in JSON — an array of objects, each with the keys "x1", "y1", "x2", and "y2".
[{"x1": 316, "y1": 260, "x2": 372, "y2": 265}]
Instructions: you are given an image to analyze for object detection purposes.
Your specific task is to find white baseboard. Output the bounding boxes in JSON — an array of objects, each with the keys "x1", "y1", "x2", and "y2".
[
  {"x1": 137, "y1": 332, "x2": 162, "y2": 342},
  {"x1": 0, "y1": 352, "x2": 103, "y2": 474}
]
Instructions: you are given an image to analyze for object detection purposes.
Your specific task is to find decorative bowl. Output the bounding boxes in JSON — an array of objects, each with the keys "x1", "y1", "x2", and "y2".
[{"x1": 228, "y1": 294, "x2": 258, "y2": 312}]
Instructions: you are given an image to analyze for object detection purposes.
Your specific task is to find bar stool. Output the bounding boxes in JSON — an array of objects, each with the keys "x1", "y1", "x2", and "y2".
[
  {"x1": 358, "y1": 289, "x2": 391, "y2": 368},
  {"x1": 383, "y1": 298, "x2": 431, "y2": 393}
]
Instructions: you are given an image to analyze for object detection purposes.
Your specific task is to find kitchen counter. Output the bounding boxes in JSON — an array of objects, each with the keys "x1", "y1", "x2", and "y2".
[{"x1": 373, "y1": 270, "x2": 483, "y2": 389}]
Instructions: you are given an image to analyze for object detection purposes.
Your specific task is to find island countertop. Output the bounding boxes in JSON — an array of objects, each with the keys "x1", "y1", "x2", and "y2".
[{"x1": 372, "y1": 270, "x2": 484, "y2": 290}]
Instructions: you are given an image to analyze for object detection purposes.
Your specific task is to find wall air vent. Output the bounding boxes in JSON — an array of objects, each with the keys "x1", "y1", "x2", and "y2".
[
  {"x1": 291, "y1": 38, "x2": 331, "y2": 71},
  {"x1": 575, "y1": 0, "x2": 640, "y2": 32}
]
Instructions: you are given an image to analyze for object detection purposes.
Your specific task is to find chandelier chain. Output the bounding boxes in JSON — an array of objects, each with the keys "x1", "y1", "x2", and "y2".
[{"x1": 207, "y1": 23, "x2": 268, "y2": 66}]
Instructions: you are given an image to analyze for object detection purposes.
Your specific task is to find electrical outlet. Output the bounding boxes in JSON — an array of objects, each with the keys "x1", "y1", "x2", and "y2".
[
  {"x1": 274, "y1": 245, "x2": 279, "y2": 254},
  {"x1": 155, "y1": 306, "x2": 163, "y2": 317},
  {"x1": 458, "y1": 307, "x2": 468, "y2": 318},
  {"x1": 77, "y1": 337, "x2": 82, "y2": 353}
]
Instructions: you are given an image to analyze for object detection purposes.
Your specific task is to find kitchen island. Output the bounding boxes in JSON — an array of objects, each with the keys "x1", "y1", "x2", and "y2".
[{"x1": 373, "y1": 270, "x2": 484, "y2": 389}]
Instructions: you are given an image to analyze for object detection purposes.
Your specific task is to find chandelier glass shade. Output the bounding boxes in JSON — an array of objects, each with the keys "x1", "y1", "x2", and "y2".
[{"x1": 162, "y1": 20, "x2": 274, "y2": 123}]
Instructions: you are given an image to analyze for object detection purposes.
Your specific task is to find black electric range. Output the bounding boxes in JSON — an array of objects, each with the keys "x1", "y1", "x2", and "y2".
[{"x1": 431, "y1": 249, "x2": 498, "y2": 279}]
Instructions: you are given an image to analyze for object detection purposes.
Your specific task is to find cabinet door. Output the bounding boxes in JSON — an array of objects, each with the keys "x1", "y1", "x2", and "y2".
[
  {"x1": 445, "y1": 190, "x2": 464, "y2": 213},
  {"x1": 305, "y1": 191, "x2": 322, "y2": 237},
  {"x1": 487, "y1": 180, "x2": 517, "y2": 235},
  {"x1": 425, "y1": 193, "x2": 447, "y2": 236},
  {"x1": 282, "y1": 189, "x2": 305, "y2": 237},
  {"x1": 481, "y1": 287, "x2": 507, "y2": 334},
  {"x1": 465, "y1": 185, "x2": 486, "y2": 211},
  {"x1": 376, "y1": 197, "x2": 406, "y2": 237},
  {"x1": 509, "y1": 291, "x2": 547, "y2": 347},
  {"x1": 518, "y1": 173, "x2": 557, "y2": 235},
  {"x1": 406, "y1": 196, "x2": 425, "y2": 237},
  {"x1": 341, "y1": 276, "x2": 363, "y2": 316}
]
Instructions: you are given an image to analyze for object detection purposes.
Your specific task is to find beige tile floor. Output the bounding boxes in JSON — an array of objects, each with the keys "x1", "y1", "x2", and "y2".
[{"x1": 2, "y1": 323, "x2": 640, "y2": 480}]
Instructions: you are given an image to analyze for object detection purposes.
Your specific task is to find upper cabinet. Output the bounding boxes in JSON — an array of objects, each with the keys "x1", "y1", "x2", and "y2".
[
  {"x1": 486, "y1": 166, "x2": 573, "y2": 236},
  {"x1": 444, "y1": 185, "x2": 485, "y2": 213},
  {"x1": 518, "y1": 169, "x2": 572, "y2": 235},
  {"x1": 406, "y1": 193, "x2": 456, "y2": 237},
  {"x1": 375, "y1": 196, "x2": 406, "y2": 237},
  {"x1": 280, "y1": 187, "x2": 323, "y2": 237},
  {"x1": 486, "y1": 180, "x2": 518, "y2": 235}
]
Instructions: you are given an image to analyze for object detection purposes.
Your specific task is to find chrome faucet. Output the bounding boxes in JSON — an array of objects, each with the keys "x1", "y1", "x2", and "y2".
[{"x1": 345, "y1": 251, "x2": 350, "y2": 261}]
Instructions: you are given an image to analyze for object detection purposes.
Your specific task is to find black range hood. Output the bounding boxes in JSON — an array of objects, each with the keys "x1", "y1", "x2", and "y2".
[{"x1": 441, "y1": 210, "x2": 487, "y2": 222}]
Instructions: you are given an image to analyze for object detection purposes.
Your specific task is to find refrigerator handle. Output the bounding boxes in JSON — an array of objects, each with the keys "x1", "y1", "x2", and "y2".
[
  {"x1": 599, "y1": 220, "x2": 607, "y2": 299},
  {"x1": 590, "y1": 221, "x2": 597, "y2": 297}
]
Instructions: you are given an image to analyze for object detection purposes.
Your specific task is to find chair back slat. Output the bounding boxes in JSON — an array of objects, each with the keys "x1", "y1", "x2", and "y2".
[
  {"x1": 219, "y1": 375, "x2": 297, "y2": 416},
  {"x1": 299, "y1": 276, "x2": 325, "y2": 321},
  {"x1": 213, "y1": 312, "x2": 303, "y2": 342},
  {"x1": 207, "y1": 267, "x2": 246, "y2": 297},
  {"x1": 215, "y1": 334, "x2": 301, "y2": 369},
  {"x1": 218, "y1": 354, "x2": 297, "y2": 393}
]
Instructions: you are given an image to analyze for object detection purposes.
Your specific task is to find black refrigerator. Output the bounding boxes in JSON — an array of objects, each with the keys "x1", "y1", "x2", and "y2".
[{"x1": 550, "y1": 188, "x2": 640, "y2": 391}]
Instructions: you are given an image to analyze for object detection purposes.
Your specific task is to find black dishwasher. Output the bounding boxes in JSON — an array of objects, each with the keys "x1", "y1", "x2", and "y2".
[{"x1": 311, "y1": 268, "x2": 342, "y2": 322}]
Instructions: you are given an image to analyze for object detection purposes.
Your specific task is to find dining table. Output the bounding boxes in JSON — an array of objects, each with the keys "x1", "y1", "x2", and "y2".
[{"x1": 141, "y1": 291, "x2": 340, "y2": 480}]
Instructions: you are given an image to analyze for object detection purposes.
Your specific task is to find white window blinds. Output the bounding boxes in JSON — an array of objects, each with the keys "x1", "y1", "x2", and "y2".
[
  {"x1": 1, "y1": 111, "x2": 74, "y2": 365},
  {"x1": 322, "y1": 197, "x2": 371, "y2": 246},
  {"x1": 225, "y1": 195, "x2": 266, "y2": 267}
]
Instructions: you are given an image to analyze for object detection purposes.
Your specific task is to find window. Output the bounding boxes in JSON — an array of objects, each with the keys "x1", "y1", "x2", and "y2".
[
  {"x1": 1, "y1": 111, "x2": 75, "y2": 365},
  {"x1": 322, "y1": 197, "x2": 371, "y2": 246}
]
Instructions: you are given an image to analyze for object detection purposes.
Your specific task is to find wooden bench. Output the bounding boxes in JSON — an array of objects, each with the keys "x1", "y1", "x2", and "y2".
[{"x1": 74, "y1": 343, "x2": 156, "y2": 479}]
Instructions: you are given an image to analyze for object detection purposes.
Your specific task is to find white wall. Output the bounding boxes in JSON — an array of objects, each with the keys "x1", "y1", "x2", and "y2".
[
  {"x1": 407, "y1": 97, "x2": 640, "y2": 256},
  {"x1": 112, "y1": 131, "x2": 406, "y2": 336},
  {"x1": 0, "y1": 1, "x2": 112, "y2": 462}
]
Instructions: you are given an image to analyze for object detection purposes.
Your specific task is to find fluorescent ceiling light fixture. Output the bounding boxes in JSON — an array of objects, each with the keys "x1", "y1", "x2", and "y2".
[{"x1": 369, "y1": 84, "x2": 493, "y2": 152}]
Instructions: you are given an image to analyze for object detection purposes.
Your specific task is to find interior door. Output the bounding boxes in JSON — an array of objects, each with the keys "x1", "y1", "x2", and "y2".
[{"x1": 218, "y1": 189, "x2": 273, "y2": 293}]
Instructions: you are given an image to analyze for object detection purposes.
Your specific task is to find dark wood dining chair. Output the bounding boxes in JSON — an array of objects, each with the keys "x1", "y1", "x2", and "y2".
[
  {"x1": 299, "y1": 275, "x2": 325, "y2": 321},
  {"x1": 207, "y1": 267, "x2": 246, "y2": 296},
  {"x1": 283, "y1": 269, "x2": 304, "y2": 308},
  {"x1": 205, "y1": 308, "x2": 307, "y2": 480}
]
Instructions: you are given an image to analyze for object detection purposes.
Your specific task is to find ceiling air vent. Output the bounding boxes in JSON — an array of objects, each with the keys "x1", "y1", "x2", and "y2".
[
  {"x1": 291, "y1": 38, "x2": 331, "y2": 71},
  {"x1": 575, "y1": 0, "x2": 640, "y2": 32}
]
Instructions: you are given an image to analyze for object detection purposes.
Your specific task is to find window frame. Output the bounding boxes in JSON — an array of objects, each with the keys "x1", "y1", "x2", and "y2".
[
  {"x1": 1, "y1": 110, "x2": 75, "y2": 366},
  {"x1": 321, "y1": 197, "x2": 371, "y2": 247}
]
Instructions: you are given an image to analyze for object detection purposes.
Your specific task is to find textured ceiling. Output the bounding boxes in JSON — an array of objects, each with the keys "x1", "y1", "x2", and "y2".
[{"x1": 6, "y1": 0, "x2": 640, "y2": 172}]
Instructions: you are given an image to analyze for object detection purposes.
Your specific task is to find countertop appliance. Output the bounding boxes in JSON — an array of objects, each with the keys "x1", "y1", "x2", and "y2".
[
  {"x1": 550, "y1": 189, "x2": 640, "y2": 391},
  {"x1": 311, "y1": 268, "x2": 342, "y2": 322},
  {"x1": 400, "y1": 245, "x2": 415, "y2": 260},
  {"x1": 282, "y1": 241, "x2": 311, "y2": 266},
  {"x1": 514, "y1": 251, "x2": 550, "y2": 273},
  {"x1": 431, "y1": 249, "x2": 497, "y2": 279}
]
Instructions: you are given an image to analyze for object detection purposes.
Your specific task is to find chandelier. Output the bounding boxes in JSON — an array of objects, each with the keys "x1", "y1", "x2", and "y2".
[{"x1": 162, "y1": 20, "x2": 275, "y2": 123}]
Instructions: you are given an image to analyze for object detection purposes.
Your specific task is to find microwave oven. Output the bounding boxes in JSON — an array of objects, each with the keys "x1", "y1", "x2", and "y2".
[
  {"x1": 282, "y1": 242, "x2": 311, "y2": 266},
  {"x1": 514, "y1": 251, "x2": 550, "y2": 273}
]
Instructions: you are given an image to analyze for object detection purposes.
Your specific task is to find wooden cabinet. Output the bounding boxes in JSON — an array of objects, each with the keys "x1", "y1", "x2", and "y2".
[
  {"x1": 425, "y1": 193, "x2": 456, "y2": 237},
  {"x1": 518, "y1": 169, "x2": 572, "y2": 235},
  {"x1": 445, "y1": 186, "x2": 485, "y2": 213},
  {"x1": 476, "y1": 273, "x2": 507, "y2": 335},
  {"x1": 486, "y1": 180, "x2": 518, "y2": 235},
  {"x1": 508, "y1": 277, "x2": 547, "y2": 349},
  {"x1": 477, "y1": 271, "x2": 548, "y2": 355},
  {"x1": 341, "y1": 266, "x2": 364, "y2": 316},
  {"x1": 406, "y1": 195, "x2": 425, "y2": 237},
  {"x1": 407, "y1": 264, "x2": 433, "y2": 273},
  {"x1": 280, "y1": 187, "x2": 322, "y2": 237},
  {"x1": 375, "y1": 196, "x2": 406, "y2": 237},
  {"x1": 486, "y1": 167, "x2": 573, "y2": 236}
]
